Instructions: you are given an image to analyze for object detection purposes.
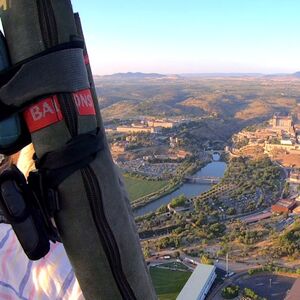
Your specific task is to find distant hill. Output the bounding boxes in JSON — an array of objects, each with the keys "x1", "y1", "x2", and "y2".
[
  {"x1": 93, "y1": 73, "x2": 300, "y2": 134},
  {"x1": 102, "y1": 72, "x2": 167, "y2": 80},
  {"x1": 96, "y1": 72, "x2": 300, "y2": 80},
  {"x1": 181, "y1": 73, "x2": 264, "y2": 78},
  {"x1": 293, "y1": 72, "x2": 300, "y2": 78}
]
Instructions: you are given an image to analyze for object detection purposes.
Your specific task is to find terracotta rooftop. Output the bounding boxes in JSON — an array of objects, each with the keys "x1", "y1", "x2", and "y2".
[
  {"x1": 285, "y1": 278, "x2": 300, "y2": 300},
  {"x1": 276, "y1": 199, "x2": 296, "y2": 208}
]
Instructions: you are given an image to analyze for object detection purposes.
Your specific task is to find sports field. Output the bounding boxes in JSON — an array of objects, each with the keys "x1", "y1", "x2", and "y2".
[
  {"x1": 123, "y1": 175, "x2": 169, "y2": 202},
  {"x1": 150, "y1": 266, "x2": 191, "y2": 300}
]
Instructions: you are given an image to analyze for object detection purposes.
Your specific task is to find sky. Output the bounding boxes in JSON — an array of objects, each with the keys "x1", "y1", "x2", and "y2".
[{"x1": 72, "y1": 0, "x2": 300, "y2": 75}]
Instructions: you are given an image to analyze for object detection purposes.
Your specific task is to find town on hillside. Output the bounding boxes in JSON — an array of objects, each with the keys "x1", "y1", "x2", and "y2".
[{"x1": 104, "y1": 112, "x2": 300, "y2": 300}]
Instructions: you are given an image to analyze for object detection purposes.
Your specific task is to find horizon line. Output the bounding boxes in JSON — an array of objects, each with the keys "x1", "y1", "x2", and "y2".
[{"x1": 94, "y1": 71, "x2": 299, "y2": 76}]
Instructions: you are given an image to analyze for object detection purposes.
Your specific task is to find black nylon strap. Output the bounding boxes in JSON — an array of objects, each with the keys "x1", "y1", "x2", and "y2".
[
  {"x1": 0, "y1": 40, "x2": 86, "y2": 121},
  {"x1": 35, "y1": 129, "x2": 105, "y2": 188},
  {"x1": 0, "y1": 40, "x2": 85, "y2": 87},
  {"x1": 0, "y1": 102, "x2": 17, "y2": 120}
]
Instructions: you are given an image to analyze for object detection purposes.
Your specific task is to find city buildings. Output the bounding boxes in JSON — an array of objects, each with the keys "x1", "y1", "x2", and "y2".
[
  {"x1": 115, "y1": 118, "x2": 178, "y2": 133},
  {"x1": 265, "y1": 143, "x2": 299, "y2": 153},
  {"x1": 281, "y1": 139, "x2": 293, "y2": 145},
  {"x1": 292, "y1": 206, "x2": 300, "y2": 215},
  {"x1": 271, "y1": 115, "x2": 293, "y2": 133},
  {"x1": 289, "y1": 169, "x2": 300, "y2": 184},
  {"x1": 271, "y1": 199, "x2": 297, "y2": 214},
  {"x1": 176, "y1": 150, "x2": 192, "y2": 159},
  {"x1": 147, "y1": 119, "x2": 175, "y2": 128},
  {"x1": 116, "y1": 126, "x2": 158, "y2": 134},
  {"x1": 111, "y1": 142, "x2": 128, "y2": 154},
  {"x1": 233, "y1": 114, "x2": 300, "y2": 159},
  {"x1": 232, "y1": 114, "x2": 300, "y2": 158}
]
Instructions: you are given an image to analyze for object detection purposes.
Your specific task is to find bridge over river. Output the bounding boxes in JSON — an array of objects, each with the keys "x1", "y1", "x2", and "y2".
[{"x1": 184, "y1": 175, "x2": 221, "y2": 184}]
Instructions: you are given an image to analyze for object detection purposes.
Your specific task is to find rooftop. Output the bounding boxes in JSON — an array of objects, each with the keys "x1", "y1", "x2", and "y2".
[
  {"x1": 243, "y1": 212, "x2": 272, "y2": 224},
  {"x1": 177, "y1": 264, "x2": 215, "y2": 300},
  {"x1": 285, "y1": 278, "x2": 300, "y2": 300},
  {"x1": 277, "y1": 199, "x2": 296, "y2": 208},
  {"x1": 273, "y1": 115, "x2": 292, "y2": 120}
]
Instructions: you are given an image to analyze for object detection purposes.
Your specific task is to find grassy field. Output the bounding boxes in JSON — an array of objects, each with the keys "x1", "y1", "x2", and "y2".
[
  {"x1": 150, "y1": 267, "x2": 191, "y2": 300},
  {"x1": 123, "y1": 175, "x2": 169, "y2": 202}
]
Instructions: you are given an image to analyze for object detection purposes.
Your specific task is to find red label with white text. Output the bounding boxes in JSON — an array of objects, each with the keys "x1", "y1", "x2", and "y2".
[
  {"x1": 84, "y1": 54, "x2": 90, "y2": 65},
  {"x1": 73, "y1": 89, "x2": 96, "y2": 116},
  {"x1": 24, "y1": 96, "x2": 63, "y2": 133}
]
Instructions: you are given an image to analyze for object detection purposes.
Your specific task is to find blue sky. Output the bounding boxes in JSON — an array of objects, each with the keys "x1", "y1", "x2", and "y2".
[{"x1": 72, "y1": 0, "x2": 300, "y2": 75}]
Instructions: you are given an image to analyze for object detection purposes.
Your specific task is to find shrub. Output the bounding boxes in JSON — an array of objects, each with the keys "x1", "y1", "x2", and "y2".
[
  {"x1": 243, "y1": 287, "x2": 260, "y2": 299},
  {"x1": 221, "y1": 285, "x2": 239, "y2": 299},
  {"x1": 170, "y1": 194, "x2": 187, "y2": 208}
]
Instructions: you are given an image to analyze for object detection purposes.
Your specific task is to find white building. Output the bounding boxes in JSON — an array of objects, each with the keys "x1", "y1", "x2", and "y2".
[
  {"x1": 147, "y1": 119, "x2": 175, "y2": 128},
  {"x1": 177, "y1": 264, "x2": 216, "y2": 300},
  {"x1": 116, "y1": 126, "x2": 158, "y2": 134},
  {"x1": 281, "y1": 139, "x2": 293, "y2": 145}
]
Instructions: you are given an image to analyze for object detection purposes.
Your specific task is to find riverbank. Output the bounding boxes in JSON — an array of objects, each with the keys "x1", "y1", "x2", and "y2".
[
  {"x1": 131, "y1": 158, "x2": 211, "y2": 210},
  {"x1": 131, "y1": 181, "x2": 183, "y2": 209},
  {"x1": 134, "y1": 159, "x2": 227, "y2": 216},
  {"x1": 124, "y1": 175, "x2": 169, "y2": 202}
]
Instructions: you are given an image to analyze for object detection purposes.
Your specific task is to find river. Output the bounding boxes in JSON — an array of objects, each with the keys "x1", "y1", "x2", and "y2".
[{"x1": 134, "y1": 154, "x2": 227, "y2": 216}]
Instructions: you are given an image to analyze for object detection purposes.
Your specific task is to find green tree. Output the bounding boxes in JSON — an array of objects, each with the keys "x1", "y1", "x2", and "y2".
[
  {"x1": 226, "y1": 207, "x2": 236, "y2": 215},
  {"x1": 200, "y1": 254, "x2": 213, "y2": 265},
  {"x1": 143, "y1": 247, "x2": 151, "y2": 258},
  {"x1": 170, "y1": 194, "x2": 187, "y2": 208},
  {"x1": 221, "y1": 285, "x2": 239, "y2": 299},
  {"x1": 243, "y1": 287, "x2": 260, "y2": 299},
  {"x1": 157, "y1": 205, "x2": 168, "y2": 214}
]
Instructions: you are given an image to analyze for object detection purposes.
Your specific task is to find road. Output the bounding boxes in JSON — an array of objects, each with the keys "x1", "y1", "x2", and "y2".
[
  {"x1": 235, "y1": 274, "x2": 295, "y2": 300},
  {"x1": 273, "y1": 160, "x2": 289, "y2": 199},
  {"x1": 214, "y1": 258, "x2": 260, "y2": 273},
  {"x1": 208, "y1": 272, "x2": 296, "y2": 300}
]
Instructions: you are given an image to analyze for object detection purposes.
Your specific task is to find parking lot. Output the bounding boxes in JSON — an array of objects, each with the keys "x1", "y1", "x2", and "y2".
[
  {"x1": 234, "y1": 274, "x2": 295, "y2": 300},
  {"x1": 118, "y1": 159, "x2": 179, "y2": 178}
]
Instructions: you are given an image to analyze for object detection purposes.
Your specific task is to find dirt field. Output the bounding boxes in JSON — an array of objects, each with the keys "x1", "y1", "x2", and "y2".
[{"x1": 238, "y1": 145, "x2": 266, "y2": 159}]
